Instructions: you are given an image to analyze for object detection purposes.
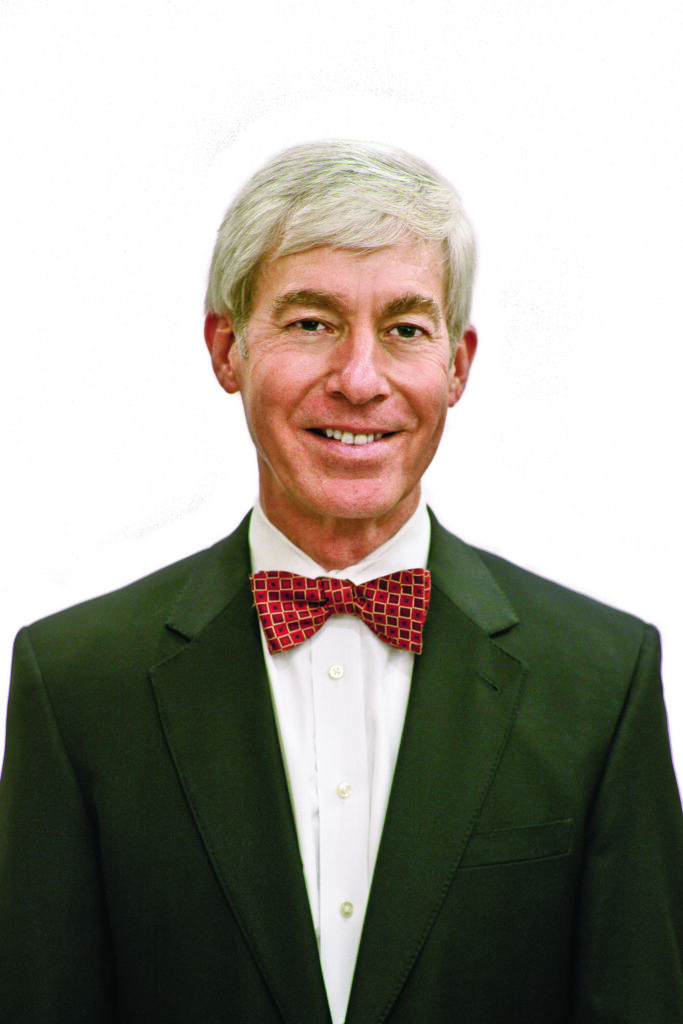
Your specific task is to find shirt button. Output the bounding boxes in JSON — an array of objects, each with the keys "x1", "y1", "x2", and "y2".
[
  {"x1": 337, "y1": 781, "x2": 352, "y2": 799},
  {"x1": 340, "y1": 901, "x2": 354, "y2": 918},
  {"x1": 328, "y1": 664, "x2": 344, "y2": 680}
]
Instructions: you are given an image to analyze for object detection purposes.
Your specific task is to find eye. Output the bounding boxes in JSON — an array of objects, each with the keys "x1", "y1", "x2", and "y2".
[
  {"x1": 388, "y1": 323, "x2": 427, "y2": 340},
  {"x1": 291, "y1": 318, "x2": 326, "y2": 333}
]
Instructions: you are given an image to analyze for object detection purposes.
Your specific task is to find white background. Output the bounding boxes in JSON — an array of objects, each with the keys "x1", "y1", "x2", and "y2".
[{"x1": 1, "y1": 0, "x2": 681, "y2": 781}]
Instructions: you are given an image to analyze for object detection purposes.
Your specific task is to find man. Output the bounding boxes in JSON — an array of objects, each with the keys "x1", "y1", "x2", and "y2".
[{"x1": 1, "y1": 141, "x2": 681, "y2": 1023}]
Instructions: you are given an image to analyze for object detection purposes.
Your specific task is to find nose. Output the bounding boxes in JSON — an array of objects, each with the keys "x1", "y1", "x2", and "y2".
[{"x1": 325, "y1": 327, "x2": 391, "y2": 405}]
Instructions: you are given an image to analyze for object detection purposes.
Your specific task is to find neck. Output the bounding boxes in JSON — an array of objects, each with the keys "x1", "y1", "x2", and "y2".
[{"x1": 259, "y1": 493, "x2": 421, "y2": 571}]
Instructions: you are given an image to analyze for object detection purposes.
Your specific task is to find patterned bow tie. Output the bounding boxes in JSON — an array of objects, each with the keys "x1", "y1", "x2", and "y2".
[{"x1": 250, "y1": 568, "x2": 431, "y2": 655}]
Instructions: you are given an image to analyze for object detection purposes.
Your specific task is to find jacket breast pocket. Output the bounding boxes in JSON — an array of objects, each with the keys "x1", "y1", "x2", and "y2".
[{"x1": 459, "y1": 818, "x2": 574, "y2": 868}]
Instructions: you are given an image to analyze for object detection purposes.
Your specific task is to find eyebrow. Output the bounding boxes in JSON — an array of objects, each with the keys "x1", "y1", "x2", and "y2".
[
  {"x1": 270, "y1": 289, "x2": 443, "y2": 329},
  {"x1": 271, "y1": 290, "x2": 351, "y2": 319},
  {"x1": 381, "y1": 294, "x2": 443, "y2": 329}
]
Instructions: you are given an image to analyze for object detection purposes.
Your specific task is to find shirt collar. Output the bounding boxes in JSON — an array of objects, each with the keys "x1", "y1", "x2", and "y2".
[{"x1": 249, "y1": 499, "x2": 430, "y2": 584}]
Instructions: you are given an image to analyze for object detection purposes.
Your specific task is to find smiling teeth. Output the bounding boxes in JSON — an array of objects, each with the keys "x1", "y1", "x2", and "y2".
[{"x1": 324, "y1": 429, "x2": 383, "y2": 445}]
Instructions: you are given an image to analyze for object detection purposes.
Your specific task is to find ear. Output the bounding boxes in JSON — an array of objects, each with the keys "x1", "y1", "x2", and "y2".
[
  {"x1": 204, "y1": 311, "x2": 242, "y2": 394},
  {"x1": 448, "y1": 325, "x2": 478, "y2": 406}
]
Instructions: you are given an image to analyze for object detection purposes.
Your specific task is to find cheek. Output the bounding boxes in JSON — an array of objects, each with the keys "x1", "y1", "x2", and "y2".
[
  {"x1": 408, "y1": 370, "x2": 454, "y2": 419},
  {"x1": 242, "y1": 373, "x2": 299, "y2": 447},
  {"x1": 246, "y1": 392, "x2": 277, "y2": 437}
]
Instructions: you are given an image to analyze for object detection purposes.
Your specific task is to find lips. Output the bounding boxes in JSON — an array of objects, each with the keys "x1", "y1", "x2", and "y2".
[
  {"x1": 324, "y1": 428, "x2": 384, "y2": 446},
  {"x1": 308, "y1": 427, "x2": 394, "y2": 447}
]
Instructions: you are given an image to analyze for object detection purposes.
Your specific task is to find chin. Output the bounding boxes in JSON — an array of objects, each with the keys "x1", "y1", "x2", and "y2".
[{"x1": 304, "y1": 483, "x2": 416, "y2": 525}]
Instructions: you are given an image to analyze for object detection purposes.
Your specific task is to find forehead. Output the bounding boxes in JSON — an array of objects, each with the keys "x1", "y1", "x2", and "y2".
[{"x1": 252, "y1": 239, "x2": 447, "y2": 313}]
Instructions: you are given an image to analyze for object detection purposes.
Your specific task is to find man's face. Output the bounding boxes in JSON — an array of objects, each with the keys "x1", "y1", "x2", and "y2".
[{"x1": 206, "y1": 239, "x2": 475, "y2": 547}]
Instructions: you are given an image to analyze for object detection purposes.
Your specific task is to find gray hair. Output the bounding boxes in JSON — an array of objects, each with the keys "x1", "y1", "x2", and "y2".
[{"x1": 205, "y1": 140, "x2": 476, "y2": 355}]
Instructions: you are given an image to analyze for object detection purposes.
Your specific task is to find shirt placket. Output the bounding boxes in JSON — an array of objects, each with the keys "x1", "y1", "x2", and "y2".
[{"x1": 312, "y1": 614, "x2": 370, "y2": 1023}]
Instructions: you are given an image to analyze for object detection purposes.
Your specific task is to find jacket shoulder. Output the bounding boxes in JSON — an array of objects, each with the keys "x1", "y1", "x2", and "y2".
[
  {"x1": 428, "y1": 514, "x2": 653, "y2": 686},
  {"x1": 18, "y1": 516, "x2": 252, "y2": 677},
  {"x1": 474, "y1": 543, "x2": 648, "y2": 639},
  {"x1": 470, "y1": 545, "x2": 657, "y2": 706}
]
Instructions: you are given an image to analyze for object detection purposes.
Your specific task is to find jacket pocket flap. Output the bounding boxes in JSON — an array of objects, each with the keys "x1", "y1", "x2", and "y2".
[{"x1": 460, "y1": 818, "x2": 574, "y2": 868}]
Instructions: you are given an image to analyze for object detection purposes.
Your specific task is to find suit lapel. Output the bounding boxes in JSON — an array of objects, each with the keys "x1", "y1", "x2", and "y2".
[
  {"x1": 150, "y1": 517, "x2": 331, "y2": 1024},
  {"x1": 346, "y1": 515, "x2": 525, "y2": 1024}
]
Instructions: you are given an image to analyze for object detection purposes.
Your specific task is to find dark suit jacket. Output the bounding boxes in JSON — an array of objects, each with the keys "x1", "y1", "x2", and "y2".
[{"x1": 1, "y1": 512, "x2": 682, "y2": 1023}]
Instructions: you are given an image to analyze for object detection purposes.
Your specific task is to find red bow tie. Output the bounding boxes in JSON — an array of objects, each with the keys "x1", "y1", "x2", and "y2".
[{"x1": 250, "y1": 569, "x2": 431, "y2": 655}]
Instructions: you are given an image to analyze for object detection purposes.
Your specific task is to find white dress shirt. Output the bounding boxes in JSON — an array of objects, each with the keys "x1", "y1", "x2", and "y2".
[{"x1": 249, "y1": 501, "x2": 430, "y2": 1024}]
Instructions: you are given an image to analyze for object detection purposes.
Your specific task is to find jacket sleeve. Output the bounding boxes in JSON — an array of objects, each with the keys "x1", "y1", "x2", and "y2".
[
  {"x1": 0, "y1": 628, "x2": 117, "y2": 1022},
  {"x1": 572, "y1": 625, "x2": 683, "y2": 1022}
]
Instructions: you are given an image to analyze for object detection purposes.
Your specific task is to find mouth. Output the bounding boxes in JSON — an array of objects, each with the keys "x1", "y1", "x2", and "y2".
[{"x1": 309, "y1": 428, "x2": 393, "y2": 447}]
